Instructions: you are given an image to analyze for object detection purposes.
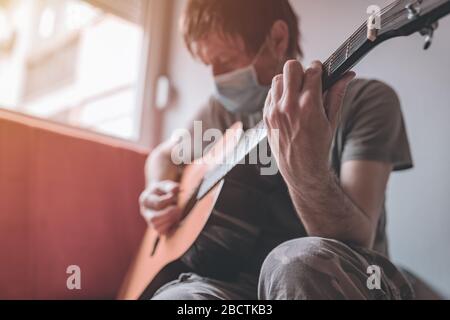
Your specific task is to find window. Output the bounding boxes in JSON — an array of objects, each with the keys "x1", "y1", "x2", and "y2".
[{"x1": 0, "y1": 0, "x2": 145, "y2": 141}]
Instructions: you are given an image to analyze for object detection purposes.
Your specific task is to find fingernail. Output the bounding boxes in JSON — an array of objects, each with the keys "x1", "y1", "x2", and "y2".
[
  {"x1": 273, "y1": 74, "x2": 282, "y2": 82},
  {"x1": 311, "y1": 61, "x2": 322, "y2": 69}
]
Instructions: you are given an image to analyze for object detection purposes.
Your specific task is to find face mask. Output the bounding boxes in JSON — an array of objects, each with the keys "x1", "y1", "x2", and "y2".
[{"x1": 213, "y1": 46, "x2": 271, "y2": 114}]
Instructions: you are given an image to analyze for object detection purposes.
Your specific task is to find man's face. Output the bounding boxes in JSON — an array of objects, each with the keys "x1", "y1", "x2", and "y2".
[{"x1": 195, "y1": 32, "x2": 281, "y2": 86}]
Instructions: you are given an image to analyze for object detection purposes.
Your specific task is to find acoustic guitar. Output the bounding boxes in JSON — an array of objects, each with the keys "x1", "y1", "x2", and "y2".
[{"x1": 118, "y1": 0, "x2": 450, "y2": 300}]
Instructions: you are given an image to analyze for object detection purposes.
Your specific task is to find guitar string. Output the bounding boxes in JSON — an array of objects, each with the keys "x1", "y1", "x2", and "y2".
[
  {"x1": 324, "y1": 0, "x2": 403, "y2": 66},
  {"x1": 325, "y1": 0, "x2": 407, "y2": 70},
  {"x1": 326, "y1": 0, "x2": 436, "y2": 68},
  {"x1": 324, "y1": 5, "x2": 410, "y2": 76},
  {"x1": 327, "y1": 0, "x2": 405, "y2": 57},
  {"x1": 326, "y1": 20, "x2": 402, "y2": 72}
]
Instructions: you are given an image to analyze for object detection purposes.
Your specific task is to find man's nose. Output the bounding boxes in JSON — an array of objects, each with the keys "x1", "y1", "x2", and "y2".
[
  {"x1": 211, "y1": 65, "x2": 223, "y2": 77},
  {"x1": 211, "y1": 64, "x2": 231, "y2": 77}
]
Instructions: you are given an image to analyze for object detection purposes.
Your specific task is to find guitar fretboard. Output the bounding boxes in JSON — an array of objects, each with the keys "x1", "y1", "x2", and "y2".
[{"x1": 322, "y1": 0, "x2": 409, "y2": 88}]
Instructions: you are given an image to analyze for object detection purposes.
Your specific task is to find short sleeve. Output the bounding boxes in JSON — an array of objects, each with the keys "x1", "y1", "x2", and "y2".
[
  {"x1": 341, "y1": 80, "x2": 413, "y2": 171},
  {"x1": 184, "y1": 98, "x2": 233, "y2": 161},
  {"x1": 186, "y1": 97, "x2": 233, "y2": 135}
]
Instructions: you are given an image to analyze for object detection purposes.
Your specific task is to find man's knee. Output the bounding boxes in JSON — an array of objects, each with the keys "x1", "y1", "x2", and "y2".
[
  {"x1": 151, "y1": 273, "x2": 244, "y2": 300},
  {"x1": 152, "y1": 285, "x2": 200, "y2": 300},
  {"x1": 151, "y1": 274, "x2": 218, "y2": 300},
  {"x1": 152, "y1": 281, "x2": 222, "y2": 300},
  {"x1": 258, "y1": 237, "x2": 360, "y2": 300}
]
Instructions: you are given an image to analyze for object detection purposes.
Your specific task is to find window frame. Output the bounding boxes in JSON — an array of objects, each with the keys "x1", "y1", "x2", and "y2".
[
  {"x1": 0, "y1": 0, "x2": 173, "y2": 149},
  {"x1": 135, "y1": 0, "x2": 173, "y2": 149}
]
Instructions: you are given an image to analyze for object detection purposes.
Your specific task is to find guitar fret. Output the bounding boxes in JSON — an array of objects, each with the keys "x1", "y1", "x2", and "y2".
[
  {"x1": 327, "y1": 57, "x2": 333, "y2": 75},
  {"x1": 346, "y1": 41, "x2": 351, "y2": 59}
]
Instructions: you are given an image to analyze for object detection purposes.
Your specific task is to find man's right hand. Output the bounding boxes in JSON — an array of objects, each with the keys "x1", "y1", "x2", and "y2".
[{"x1": 139, "y1": 181, "x2": 182, "y2": 235}]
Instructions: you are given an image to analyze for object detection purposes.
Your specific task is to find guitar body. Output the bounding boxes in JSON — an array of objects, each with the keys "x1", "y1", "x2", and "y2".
[{"x1": 118, "y1": 123, "x2": 244, "y2": 300}]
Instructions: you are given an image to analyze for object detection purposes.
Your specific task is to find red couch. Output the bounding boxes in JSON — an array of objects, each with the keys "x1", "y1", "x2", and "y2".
[{"x1": 0, "y1": 109, "x2": 148, "y2": 299}]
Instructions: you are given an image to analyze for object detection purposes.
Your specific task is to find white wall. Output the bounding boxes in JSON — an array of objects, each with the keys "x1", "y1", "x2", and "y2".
[
  {"x1": 165, "y1": 0, "x2": 450, "y2": 297},
  {"x1": 162, "y1": 0, "x2": 213, "y2": 137}
]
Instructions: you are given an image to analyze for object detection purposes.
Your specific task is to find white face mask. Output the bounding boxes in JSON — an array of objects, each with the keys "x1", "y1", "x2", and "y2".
[{"x1": 213, "y1": 45, "x2": 271, "y2": 114}]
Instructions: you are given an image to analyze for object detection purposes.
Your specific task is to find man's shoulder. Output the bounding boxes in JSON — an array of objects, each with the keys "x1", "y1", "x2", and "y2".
[
  {"x1": 346, "y1": 78, "x2": 399, "y2": 102},
  {"x1": 190, "y1": 96, "x2": 237, "y2": 133},
  {"x1": 343, "y1": 78, "x2": 401, "y2": 119}
]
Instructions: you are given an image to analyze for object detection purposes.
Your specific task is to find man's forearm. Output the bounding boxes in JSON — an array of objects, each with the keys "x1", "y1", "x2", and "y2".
[
  {"x1": 145, "y1": 144, "x2": 181, "y2": 186},
  {"x1": 287, "y1": 169, "x2": 374, "y2": 248}
]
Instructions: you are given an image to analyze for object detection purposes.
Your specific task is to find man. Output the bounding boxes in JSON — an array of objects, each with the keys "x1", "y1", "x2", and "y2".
[{"x1": 140, "y1": 0, "x2": 414, "y2": 300}]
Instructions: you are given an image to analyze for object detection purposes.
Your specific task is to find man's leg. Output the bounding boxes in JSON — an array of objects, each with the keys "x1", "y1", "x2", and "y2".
[
  {"x1": 258, "y1": 237, "x2": 414, "y2": 300},
  {"x1": 152, "y1": 273, "x2": 257, "y2": 300}
]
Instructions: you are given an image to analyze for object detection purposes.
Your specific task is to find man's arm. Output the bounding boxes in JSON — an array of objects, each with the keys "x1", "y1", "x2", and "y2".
[
  {"x1": 287, "y1": 160, "x2": 392, "y2": 249},
  {"x1": 264, "y1": 60, "x2": 385, "y2": 248},
  {"x1": 144, "y1": 139, "x2": 181, "y2": 186},
  {"x1": 142, "y1": 101, "x2": 217, "y2": 235},
  {"x1": 340, "y1": 160, "x2": 392, "y2": 246},
  {"x1": 140, "y1": 139, "x2": 184, "y2": 235}
]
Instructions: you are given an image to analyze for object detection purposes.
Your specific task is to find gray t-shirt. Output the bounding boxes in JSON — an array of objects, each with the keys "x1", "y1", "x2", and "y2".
[{"x1": 183, "y1": 79, "x2": 412, "y2": 276}]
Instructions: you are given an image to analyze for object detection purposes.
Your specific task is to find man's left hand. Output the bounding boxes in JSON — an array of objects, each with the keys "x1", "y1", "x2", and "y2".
[{"x1": 264, "y1": 60, "x2": 355, "y2": 191}]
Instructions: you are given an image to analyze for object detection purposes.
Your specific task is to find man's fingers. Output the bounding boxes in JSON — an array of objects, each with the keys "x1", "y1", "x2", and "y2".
[
  {"x1": 144, "y1": 192, "x2": 177, "y2": 210},
  {"x1": 326, "y1": 71, "x2": 356, "y2": 128},
  {"x1": 153, "y1": 181, "x2": 180, "y2": 195},
  {"x1": 150, "y1": 210, "x2": 173, "y2": 226},
  {"x1": 263, "y1": 88, "x2": 273, "y2": 119},
  {"x1": 282, "y1": 60, "x2": 304, "y2": 106},
  {"x1": 141, "y1": 181, "x2": 180, "y2": 210},
  {"x1": 142, "y1": 191, "x2": 178, "y2": 210},
  {"x1": 150, "y1": 206, "x2": 182, "y2": 234},
  {"x1": 301, "y1": 61, "x2": 323, "y2": 107},
  {"x1": 271, "y1": 74, "x2": 284, "y2": 102}
]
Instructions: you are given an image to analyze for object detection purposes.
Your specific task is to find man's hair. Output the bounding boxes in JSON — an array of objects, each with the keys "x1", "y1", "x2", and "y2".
[{"x1": 181, "y1": 0, "x2": 303, "y2": 59}]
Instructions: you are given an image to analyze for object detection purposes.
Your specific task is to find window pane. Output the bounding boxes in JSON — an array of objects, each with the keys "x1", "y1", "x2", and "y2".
[{"x1": 0, "y1": 0, "x2": 144, "y2": 141}]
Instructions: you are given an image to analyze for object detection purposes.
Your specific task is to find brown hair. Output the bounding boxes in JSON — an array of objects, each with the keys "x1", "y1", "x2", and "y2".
[{"x1": 181, "y1": 0, "x2": 303, "y2": 59}]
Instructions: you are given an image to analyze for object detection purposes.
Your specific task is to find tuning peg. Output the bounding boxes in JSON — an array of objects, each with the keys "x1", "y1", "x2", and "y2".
[
  {"x1": 420, "y1": 22, "x2": 438, "y2": 50},
  {"x1": 406, "y1": 2, "x2": 421, "y2": 20}
]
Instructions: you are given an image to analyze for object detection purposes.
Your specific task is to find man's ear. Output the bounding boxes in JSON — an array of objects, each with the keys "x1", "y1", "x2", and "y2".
[{"x1": 269, "y1": 20, "x2": 290, "y2": 59}]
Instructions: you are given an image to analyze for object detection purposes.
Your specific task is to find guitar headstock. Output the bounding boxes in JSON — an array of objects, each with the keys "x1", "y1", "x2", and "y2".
[
  {"x1": 322, "y1": 0, "x2": 450, "y2": 91},
  {"x1": 377, "y1": 0, "x2": 450, "y2": 49}
]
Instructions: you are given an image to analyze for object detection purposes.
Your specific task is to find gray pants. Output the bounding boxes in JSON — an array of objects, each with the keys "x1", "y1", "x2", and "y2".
[{"x1": 152, "y1": 237, "x2": 414, "y2": 300}]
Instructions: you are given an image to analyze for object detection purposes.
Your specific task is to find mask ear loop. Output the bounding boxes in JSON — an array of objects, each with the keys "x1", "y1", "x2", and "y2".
[
  {"x1": 254, "y1": 36, "x2": 287, "y2": 76},
  {"x1": 251, "y1": 39, "x2": 268, "y2": 66}
]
